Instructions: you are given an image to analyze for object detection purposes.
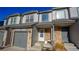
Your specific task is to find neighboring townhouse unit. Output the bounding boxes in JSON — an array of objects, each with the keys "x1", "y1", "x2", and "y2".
[{"x1": 0, "y1": 7, "x2": 79, "y2": 51}]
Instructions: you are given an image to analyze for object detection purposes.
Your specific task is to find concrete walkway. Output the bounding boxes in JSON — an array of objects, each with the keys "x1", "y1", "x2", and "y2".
[{"x1": 64, "y1": 43, "x2": 79, "y2": 51}]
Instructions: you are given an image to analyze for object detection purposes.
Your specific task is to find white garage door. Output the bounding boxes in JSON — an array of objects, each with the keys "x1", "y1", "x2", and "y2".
[{"x1": 13, "y1": 31, "x2": 28, "y2": 48}]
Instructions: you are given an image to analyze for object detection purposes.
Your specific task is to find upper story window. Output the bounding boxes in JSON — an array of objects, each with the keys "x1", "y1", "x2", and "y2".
[
  {"x1": 26, "y1": 15, "x2": 29, "y2": 22},
  {"x1": 42, "y1": 13, "x2": 49, "y2": 22},
  {"x1": 26, "y1": 15, "x2": 34, "y2": 22},
  {"x1": 10, "y1": 17, "x2": 17, "y2": 24},
  {"x1": 77, "y1": 7, "x2": 79, "y2": 16},
  {"x1": 56, "y1": 10, "x2": 66, "y2": 19},
  {"x1": 30, "y1": 15, "x2": 34, "y2": 22},
  {"x1": 69, "y1": 7, "x2": 79, "y2": 18}
]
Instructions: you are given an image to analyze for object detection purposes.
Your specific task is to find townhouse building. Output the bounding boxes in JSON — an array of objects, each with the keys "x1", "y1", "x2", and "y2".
[{"x1": 0, "y1": 7, "x2": 79, "y2": 51}]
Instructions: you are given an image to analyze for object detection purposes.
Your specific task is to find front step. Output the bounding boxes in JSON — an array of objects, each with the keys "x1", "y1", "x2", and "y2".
[
  {"x1": 64, "y1": 43, "x2": 74, "y2": 46},
  {"x1": 64, "y1": 43, "x2": 79, "y2": 51},
  {"x1": 34, "y1": 42, "x2": 42, "y2": 47},
  {"x1": 28, "y1": 42, "x2": 42, "y2": 51},
  {"x1": 29, "y1": 42, "x2": 52, "y2": 51}
]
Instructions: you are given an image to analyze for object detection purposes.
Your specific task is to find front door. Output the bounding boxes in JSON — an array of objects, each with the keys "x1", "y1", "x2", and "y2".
[{"x1": 38, "y1": 29, "x2": 44, "y2": 41}]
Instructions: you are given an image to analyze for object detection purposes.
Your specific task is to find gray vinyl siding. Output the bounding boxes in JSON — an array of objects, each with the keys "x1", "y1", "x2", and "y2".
[
  {"x1": 32, "y1": 26, "x2": 38, "y2": 46},
  {"x1": 5, "y1": 29, "x2": 11, "y2": 46},
  {"x1": 13, "y1": 31, "x2": 27, "y2": 48},
  {"x1": 70, "y1": 20, "x2": 79, "y2": 48},
  {"x1": 0, "y1": 31, "x2": 4, "y2": 46}
]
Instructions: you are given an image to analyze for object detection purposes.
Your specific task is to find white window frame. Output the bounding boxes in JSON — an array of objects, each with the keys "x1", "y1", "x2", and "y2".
[
  {"x1": 38, "y1": 29, "x2": 45, "y2": 41},
  {"x1": 10, "y1": 17, "x2": 17, "y2": 24},
  {"x1": 26, "y1": 14, "x2": 34, "y2": 23},
  {"x1": 77, "y1": 7, "x2": 79, "y2": 17},
  {"x1": 41, "y1": 13, "x2": 49, "y2": 22},
  {"x1": 26, "y1": 15, "x2": 29, "y2": 22},
  {"x1": 55, "y1": 10, "x2": 66, "y2": 19},
  {"x1": 29, "y1": 15, "x2": 34, "y2": 22}
]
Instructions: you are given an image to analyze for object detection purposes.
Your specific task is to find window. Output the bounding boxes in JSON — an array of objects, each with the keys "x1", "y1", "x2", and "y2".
[
  {"x1": 30, "y1": 15, "x2": 34, "y2": 22},
  {"x1": 26, "y1": 16, "x2": 29, "y2": 22},
  {"x1": 26, "y1": 15, "x2": 34, "y2": 23},
  {"x1": 77, "y1": 8, "x2": 79, "y2": 16},
  {"x1": 13, "y1": 17, "x2": 16, "y2": 24},
  {"x1": 40, "y1": 31, "x2": 43, "y2": 37},
  {"x1": 11, "y1": 17, "x2": 16, "y2": 24},
  {"x1": 10, "y1": 18, "x2": 13, "y2": 24},
  {"x1": 56, "y1": 10, "x2": 66, "y2": 19},
  {"x1": 42, "y1": 13, "x2": 48, "y2": 22}
]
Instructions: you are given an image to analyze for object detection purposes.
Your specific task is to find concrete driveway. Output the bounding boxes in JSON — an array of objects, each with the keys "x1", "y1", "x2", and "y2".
[{"x1": 0, "y1": 46, "x2": 26, "y2": 51}]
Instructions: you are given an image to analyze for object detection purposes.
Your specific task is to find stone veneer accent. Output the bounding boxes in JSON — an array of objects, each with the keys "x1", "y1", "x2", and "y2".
[
  {"x1": 45, "y1": 28, "x2": 51, "y2": 42},
  {"x1": 27, "y1": 29, "x2": 32, "y2": 50}
]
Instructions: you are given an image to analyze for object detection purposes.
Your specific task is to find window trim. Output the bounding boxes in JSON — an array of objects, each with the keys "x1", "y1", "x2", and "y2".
[
  {"x1": 26, "y1": 15, "x2": 30, "y2": 22},
  {"x1": 55, "y1": 10, "x2": 66, "y2": 20},
  {"x1": 10, "y1": 17, "x2": 17, "y2": 24},
  {"x1": 26, "y1": 14, "x2": 34, "y2": 23},
  {"x1": 29, "y1": 15, "x2": 34, "y2": 22},
  {"x1": 77, "y1": 7, "x2": 79, "y2": 17},
  {"x1": 41, "y1": 13, "x2": 49, "y2": 22}
]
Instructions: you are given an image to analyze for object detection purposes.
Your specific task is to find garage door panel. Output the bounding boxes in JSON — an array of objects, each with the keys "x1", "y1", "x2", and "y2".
[{"x1": 14, "y1": 31, "x2": 27, "y2": 48}]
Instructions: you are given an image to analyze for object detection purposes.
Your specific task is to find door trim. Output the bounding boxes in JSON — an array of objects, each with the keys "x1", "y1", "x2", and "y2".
[
  {"x1": 11, "y1": 29, "x2": 29, "y2": 47},
  {"x1": 38, "y1": 29, "x2": 45, "y2": 41}
]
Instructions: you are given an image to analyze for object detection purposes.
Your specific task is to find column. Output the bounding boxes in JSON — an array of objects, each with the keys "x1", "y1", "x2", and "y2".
[
  {"x1": 5, "y1": 28, "x2": 12, "y2": 47},
  {"x1": 51, "y1": 24, "x2": 55, "y2": 44},
  {"x1": 53, "y1": 24, "x2": 55, "y2": 42},
  {"x1": 32, "y1": 26, "x2": 38, "y2": 46}
]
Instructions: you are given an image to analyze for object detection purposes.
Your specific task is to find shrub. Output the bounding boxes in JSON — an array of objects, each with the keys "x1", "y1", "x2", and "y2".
[{"x1": 53, "y1": 42, "x2": 67, "y2": 51}]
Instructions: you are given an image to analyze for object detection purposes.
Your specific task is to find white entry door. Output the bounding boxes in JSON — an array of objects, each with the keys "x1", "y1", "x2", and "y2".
[{"x1": 38, "y1": 29, "x2": 44, "y2": 41}]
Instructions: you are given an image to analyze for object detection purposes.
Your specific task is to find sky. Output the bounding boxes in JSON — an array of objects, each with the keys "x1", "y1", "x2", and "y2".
[{"x1": 0, "y1": 7, "x2": 52, "y2": 21}]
